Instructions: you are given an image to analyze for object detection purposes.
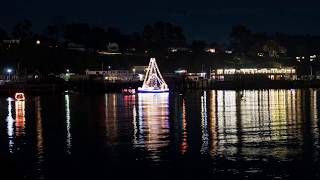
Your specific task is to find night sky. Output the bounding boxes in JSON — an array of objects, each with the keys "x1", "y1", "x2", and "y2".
[{"x1": 1, "y1": 0, "x2": 320, "y2": 42}]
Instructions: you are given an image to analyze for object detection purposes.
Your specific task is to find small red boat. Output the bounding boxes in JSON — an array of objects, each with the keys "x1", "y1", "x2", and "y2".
[
  {"x1": 122, "y1": 88, "x2": 136, "y2": 95},
  {"x1": 15, "y1": 93, "x2": 25, "y2": 101}
]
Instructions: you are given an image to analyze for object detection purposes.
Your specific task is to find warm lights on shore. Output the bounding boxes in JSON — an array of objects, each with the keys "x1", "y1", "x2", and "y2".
[{"x1": 214, "y1": 68, "x2": 296, "y2": 75}]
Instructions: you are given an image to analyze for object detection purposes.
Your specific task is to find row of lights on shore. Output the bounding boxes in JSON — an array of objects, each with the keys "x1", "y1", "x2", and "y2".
[
  {"x1": 214, "y1": 68, "x2": 296, "y2": 75},
  {"x1": 296, "y1": 55, "x2": 317, "y2": 62}
]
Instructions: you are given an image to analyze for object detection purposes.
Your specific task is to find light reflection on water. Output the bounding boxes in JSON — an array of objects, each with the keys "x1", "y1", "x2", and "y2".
[
  {"x1": 6, "y1": 98, "x2": 14, "y2": 153},
  {"x1": 15, "y1": 100, "x2": 25, "y2": 137},
  {"x1": 6, "y1": 98, "x2": 26, "y2": 153},
  {"x1": 134, "y1": 92, "x2": 170, "y2": 161},
  {"x1": 207, "y1": 89, "x2": 318, "y2": 160},
  {"x1": 35, "y1": 96, "x2": 44, "y2": 179},
  {"x1": 180, "y1": 98, "x2": 188, "y2": 154},
  {"x1": 65, "y1": 94, "x2": 72, "y2": 154},
  {"x1": 201, "y1": 91, "x2": 209, "y2": 154},
  {"x1": 1, "y1": 89, "x2": 320, "y2": 179},
  {"x1": 104, "y1": 94, "x2": 119, "y2": 144}
]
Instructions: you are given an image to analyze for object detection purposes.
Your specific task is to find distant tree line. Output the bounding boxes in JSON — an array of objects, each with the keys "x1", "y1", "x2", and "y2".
[
  {"x1": 1, "y1": 19, "x2": 320, "y2": 57},
  {"x1": 0, "y1": 19, "x2": 187, "y2": 52},
  {"x1": 230, "y1": 24, "x2": 320, "y2": 58},
  {"x1": 0, "y1": 19, "x2": 320, "y2": 74}
]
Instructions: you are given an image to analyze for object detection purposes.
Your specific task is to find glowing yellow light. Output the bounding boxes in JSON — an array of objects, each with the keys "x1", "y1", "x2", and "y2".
[
  {"x1": 217, "y1": 69, "x2": 224, "y2": 75},
  {"x1": 206, "y1": 48, "x2": 216, "y2": 53},
  {"x1": 224, "y1": 69, "x2": 236, "y2": 74}
]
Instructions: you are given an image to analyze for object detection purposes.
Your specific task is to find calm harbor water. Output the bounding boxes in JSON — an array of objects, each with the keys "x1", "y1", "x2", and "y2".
[{"x1": 0, "y1": 89, "x2": 320, "y2": 179}]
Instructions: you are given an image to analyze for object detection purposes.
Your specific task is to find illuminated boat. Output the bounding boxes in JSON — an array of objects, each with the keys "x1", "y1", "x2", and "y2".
[
  {"x1": 14, "y1": 93, "x2": 25, "y2": 101},
  {"x1": 138, "y1": 58, "x2": 169, "y2": 93}
]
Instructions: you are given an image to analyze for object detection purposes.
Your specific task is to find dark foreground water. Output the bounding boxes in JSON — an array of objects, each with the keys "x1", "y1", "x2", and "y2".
[{"x1": 0, "y1": 89, "x2": 320, "y2": 179}]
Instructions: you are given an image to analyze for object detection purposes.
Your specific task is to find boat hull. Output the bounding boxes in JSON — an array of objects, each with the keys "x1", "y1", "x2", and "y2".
[{"x1": 137, "y1": 88, "x2": 169, "y2": 93}]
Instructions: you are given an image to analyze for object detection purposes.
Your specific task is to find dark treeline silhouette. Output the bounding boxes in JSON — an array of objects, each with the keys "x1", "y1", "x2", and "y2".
[
  {"x1": 2, "y1": 20, "x2": 186, "y2": 52},
  {"x1": 0, "y1": 20, "x2": 320, "y2": 74},
  {"x1": 230, "y1": 24, "x2": 320, "y2": 58},
  {"x1": 1, "y1": 20, "x2": 320, "y2": 54}
]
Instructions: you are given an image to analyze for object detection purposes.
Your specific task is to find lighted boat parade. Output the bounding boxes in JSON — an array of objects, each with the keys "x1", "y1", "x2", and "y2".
[{"x1": 137, "y1": 58, "x2": 169, "y2": 93}]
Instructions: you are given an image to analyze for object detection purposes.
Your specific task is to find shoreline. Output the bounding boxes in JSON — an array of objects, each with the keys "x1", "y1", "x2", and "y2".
[{"x1": 0, "y1": 79, "x2": 319, "y2": 96}]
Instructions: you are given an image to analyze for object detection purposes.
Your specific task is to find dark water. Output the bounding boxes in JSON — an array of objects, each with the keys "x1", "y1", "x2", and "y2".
[{"x1": 1, "y1": 89, "x2": 320, "y2": 179}]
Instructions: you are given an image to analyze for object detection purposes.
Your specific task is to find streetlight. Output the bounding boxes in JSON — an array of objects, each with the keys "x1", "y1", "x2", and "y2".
[
  {"x1": 7, "y1": 68, "x2": 12, "y2": 81},
  {"x1": 132, "y1": 68, "x2": 136, "y2": 81}
]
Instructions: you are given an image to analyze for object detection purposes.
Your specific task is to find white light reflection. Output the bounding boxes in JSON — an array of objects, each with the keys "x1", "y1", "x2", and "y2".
[
  {"x1": 201, "y1": 91, "x2": 209, "y2": 154},
  {"x1": 65, "y1": 94, "x2": 72, "y2": 154},
  {"x1": 6, "y1": 97, "x2": 26, "y2": 154},
  {"x1": 133, "y1": 101, "x2": 138, "y2": 144},
  {"x1": 135, "y1": 92, "x2": 170, "y2": 161},
  {"x1": 180, "y1": 98, "x2": 188, "y2": 154},
  {"x1": 6, "y1": 98, "x2": 14, "y2": 153}
]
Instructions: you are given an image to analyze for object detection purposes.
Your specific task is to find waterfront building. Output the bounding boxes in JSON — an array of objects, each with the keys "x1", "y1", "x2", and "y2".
[
  {"x1": 211, "y1": 67, "x2": 297, "y2": 81},
  {"x1": 168, "y1": 47, "x2": 192, "y2": 53},
  {"x1": 107, "y1": 42, "x2": 119, "y2": 52},
  {"x1": 67, "y1": 42, "x2": 86, "y2": 52},
  {"x1": 85, "y1": 69, "x2": 140, "y2": 82},
  {"x1": 2, "y1": 39, "x2": 20, "y2": 49},
  {"x1": 132, "y1": 66, "x2": 148, "y2": 74},
  {"x1": 185, "y1": 72, "x2": 207, "y2": 81}
]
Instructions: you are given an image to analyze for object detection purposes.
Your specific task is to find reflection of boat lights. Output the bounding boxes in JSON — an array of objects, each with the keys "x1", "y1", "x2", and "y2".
[
  {"x1": 15, "y1": 100, "x2": 25, "y2": 136},
  {"x1": 136, "y1": 92, "x2": 170, "y2": 161}
]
